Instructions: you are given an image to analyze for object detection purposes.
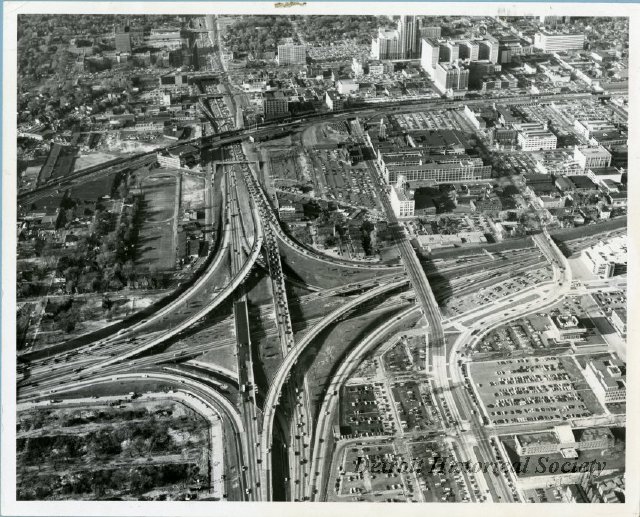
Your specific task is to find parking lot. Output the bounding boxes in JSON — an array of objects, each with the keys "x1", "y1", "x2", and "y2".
[
  {"x1": 592, "y1": 289, "x2": 627, "y2": 314},
  {"x1": 474, "y1": 313, "x2": 569, "y2": 356},
  {"x1": 390, "y1": 381, "x2": 439, "y2": 433},
  {"x1": 331, "y1": 443, "x2": 411, "y2": 502},
  {"x1": 469, "y1": 355, "x2": 601, "y2": 426},
  {"x1": 340, "y1": 383, "x2": 396, "y2": 437},
  {"x1": 310, "y1": 148, "x2": 379, "y2": 209},
  {"x1": 408, "y1": 440, "x2": 474, "y2": 502},
  {"x1": 449, "y1": 265, "x2": 553, "y2": 318},
  {"x1": 391, "y1": 109, "x2": 468, "y2": 132}
]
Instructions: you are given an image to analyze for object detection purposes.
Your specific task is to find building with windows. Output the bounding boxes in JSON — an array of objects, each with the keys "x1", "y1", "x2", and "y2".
[
  {"x1": 420, "y1": 38, "x2": 440, "y2": 77},
  {"x1": 398, "y1": 15, "x2": 420, "y2": 59},
  {"x1": 460, "y1": 40, "x2": 480, "y2": 61},
  {"x1": 440, "y1": 41, "x2": 460, "y2": 63},
  {"x1": 337, "y1": 79, "x2": 359, "y2": 95},
  {"x1": 611, "y1": 308, "x2": 627, "y2": 338},
  {"x1": 574, "y1": 119, "x2": 617, "y2": 140},
  {"x1": 515, "y1": 424, "x2": 614, "y2": 457},
  {"x1": 157, "y1": 144, "x2": 200, "y2": 170},
  {"x1": 325, "y1": 90, "x2": 344, "y2": 111},
  {"x1": 420, "y1": 26, "x2": 441, "y2": 40},
  {"x1": 434, "y1": 62, "x2": 469, "y2": 93},
  {"x1": 381, "y1": 155, "x2": 491, "y2": 183},
  {"x1": 546, "y1": 313, "x2": 587, "y2": 343},
  {"x1": 371, "y1": 28, "x2": 401, "y2": 60},
  {"x1": 368, "y1": 60, "x2": 384, "y2": 76},
  {"x1": 581, "y1": 236, "x2": 627, "y2": 279},
  {"x1": 582, "y1": 354, "x2": 626, "y2": 405},
  {"x1": 534, "y1": 30, "x2": 585, "y2": 52},
  {"x1": 516, "y1": 123, "x2": 557, "y2": 151},
  {"x1": 389, "y1": 176, "x2": 415, "y2": 217},
  {"x1": 574, "y1": 146, "x2": 612, "y2": 170},
  {"x1": 262, "y1": 90, "x2": 289, "y2": 119},
  {"x1": 478, "y1": 36, "x2": 499, "y2": 64},
  {"x1": 277, "y1": 42, "x2": 307, "y2": 65}
]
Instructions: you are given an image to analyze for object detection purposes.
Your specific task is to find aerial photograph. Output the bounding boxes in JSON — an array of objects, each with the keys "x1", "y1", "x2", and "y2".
[{"x1": 13, "y1": 11, "x2": 627, "y2": 505}]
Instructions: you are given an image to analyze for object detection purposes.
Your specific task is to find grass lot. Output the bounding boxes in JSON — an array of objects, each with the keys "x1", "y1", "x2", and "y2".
[
  {"x1": 69, "y1": 173, "x2": 117, "y2": 201},
  {"x1": 16, "y1": 398, "x2": 210, "y2": 500},
  {"x1": 138, "y1": 172, "x2": 178, "y2": 271},
  {"x1": 73, "y1": 152, "x2": 120, "y2": 172},
  {"x1": 181, "y1": 175, "x2": 206, "y2": 210}
]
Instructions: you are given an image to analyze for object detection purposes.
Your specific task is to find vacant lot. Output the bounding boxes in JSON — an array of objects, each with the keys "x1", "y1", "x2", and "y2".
[
  {"x1": 138, "y1": 172, "x2": 179, "y2": 271},
  {"x1": 16, "y1": 399, "x2": 210, "y2": 500}
]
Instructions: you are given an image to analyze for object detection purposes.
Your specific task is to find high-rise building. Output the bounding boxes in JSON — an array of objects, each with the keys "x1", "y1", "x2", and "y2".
[
  {"x1": 434, "y1": 62, "x2": 469, "y2": 92},
  {"x1": 460, "y1": 40, "x2": 480, "y2": 61},
  {"x1": 420, "y1": 38, "x2": 439, "y2": 77},
  {"x1": 371, "y1": 28, "x2": 401, "y2": 60},
  {"x1": 115, "y1": 25, "x2": 132, "y2": 54},
  {"x1": 420, "y1": 26, "x2": 441, "y2": 40},
  {"x1": 398, "y1": 15, "x2": 420, "y2": 59},
  {"x1": 534, "y1": 30, "x2": 585, "y2": 52},
  {"x1": 478, "y1": 37, "x2": 499, "y2": 64},
  {"x1": 440, "y1": 41, "x2": 460, "y2": 63},
  {"x1": 277, "y1": 42, "x2": 307, "y2": 65}
]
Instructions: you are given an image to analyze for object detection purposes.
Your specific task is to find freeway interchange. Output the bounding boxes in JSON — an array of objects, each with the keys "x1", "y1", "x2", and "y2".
[{"x1": 17, "y1": 92, "x2": 596, "y2": 503}]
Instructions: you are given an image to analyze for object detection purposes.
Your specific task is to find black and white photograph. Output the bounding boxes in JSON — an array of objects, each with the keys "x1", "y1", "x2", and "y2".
[{"x1": 1, "y1": 2, "x2": 637, "y2": 515}]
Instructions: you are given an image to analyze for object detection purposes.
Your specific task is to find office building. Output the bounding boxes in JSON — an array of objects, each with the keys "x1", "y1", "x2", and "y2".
[
  {"x1": 460, "y1": 40, "x2": 480, "y2": 61},
  {"x1": 371, "y1": 28, "x2": 401, "y2": 60},
  {"x1": 516, "y1": 123, "x2": 557, "y2": 151},
  {"x1": 582, "y1": 354, "x2": 626, "y2": 405},
  {"x1": 611, "y1": 308, "x2": 627, "y2": 338},
  {"x1": 478, "y1": 36, "x2": 499, "y2": 64},
  {"x1": 534, "y1": 30, "x2": 585, "y2": 52},
  {"x1": 420, "y1": 38, "x2": 439, "y2": 76},
  {"x1": 515, "y1": 424, "x2": 614, "y2": 457},
  {"x1": 277, "y1": 42, "x2": 307, "y2": 65},
  {"x1": 336, "y1": 79, "x2": 359, "y2": 95},
  {"x1": 574, "y1": 146, "x2": 612, "y2": 170},
  {"x1": 262, "y1": 91, "x2": 289, "y2": 119},
  {"x1": 440, "y1": 41, "x2": 460, "y2": 63},
  {"x1": 325, "y1": 90, "x2": 344, "y2": 111},
  {"x1": 380, "y1": 155, "x2": 491, "y2": 183},
  {"x1": 581, "y1": 236, "x2": 627, "y2": 279},
  {"x1": 420, "y1": 26, "x2": 441, "y2": 39},
  {"x1": 389, "y1": 176, "x2": 415, "y2": 217},
  {"x1": 434, "y1": 62, "x2": 469, "y2": 93},
  {"x1": 398, "y1": 15, "x2": 420, "y2": 59},
  {"x1": 546, "y1": 313, "x2": 587, "y2": 342}
]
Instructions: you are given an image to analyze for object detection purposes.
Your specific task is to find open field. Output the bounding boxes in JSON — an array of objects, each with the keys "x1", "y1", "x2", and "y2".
[
  {"x1": 138, "y1": 172, "x2": 179, "y2": 272},
  {"x1": 181, "y1": 175, "x2": 206, "y2": 210},
  {"x1": 16, "y1": 398, "x2": 210, "y2": 500}
]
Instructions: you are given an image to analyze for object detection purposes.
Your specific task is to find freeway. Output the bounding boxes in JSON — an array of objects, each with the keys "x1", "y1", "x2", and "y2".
[
  {"x1": 228, "y1": 160, "x2": 263, "y2": 501},
  {"x1": 19, "y1": 167, "x2": 264, "y2": 395},
  {"x1": 307, "y1": 305, "x2": 421, "y2": 501},
  {"x1": 259, "y1": 277, "x2": 409, "y2": 499},
  {"x1": 19, "y1": 169, "x2": 229, "y2": 364},
  {"x1": 240, "y1": 154, "x2": 400, "y2": 272}
]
